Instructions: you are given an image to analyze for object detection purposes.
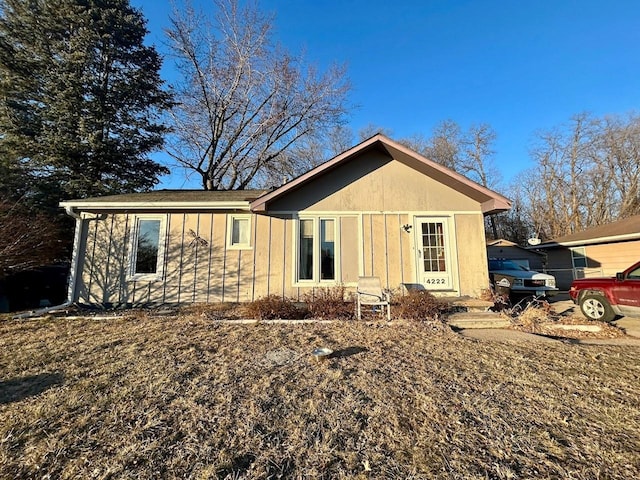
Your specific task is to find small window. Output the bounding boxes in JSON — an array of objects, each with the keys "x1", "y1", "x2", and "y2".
[
  {"x1": 228, "y1": 215, "x2": 252, "y2": 249},
  {"x1": 130, "y1": 216, "x2": 165, "y2": 279},
  {"x1": 571, "y1": 247, "x2": 588, "y2": 268}
]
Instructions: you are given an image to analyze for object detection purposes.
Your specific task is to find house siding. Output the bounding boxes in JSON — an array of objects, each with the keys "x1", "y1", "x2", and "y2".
[
  {"x1": 70, "y1": 144, "x2": 500, "y2": 306},
  {"x1": 543, "y1": 249, "x2": 574, "y2": 290},
  {"x1": 340, "y1": 216, "x2": 359, "y2": 284},
  {"x1": 455, "y1": 214, "x2": 489, "y2": 297},
  {"x1": 268, "y1": 155, "x2": 480, "y2": 213},
  {"x1": 74, "y1": 209, "x2": 489, "y2": 305},
  {"x1": 544, "y1": 239, "x2": 640, "y2": 289},
  {"x1": 584, "y1": 241, "x2": 640, "y2": 273},
  {"x1": 357, "y1": 213, "x2": 414, "y2": 294}
]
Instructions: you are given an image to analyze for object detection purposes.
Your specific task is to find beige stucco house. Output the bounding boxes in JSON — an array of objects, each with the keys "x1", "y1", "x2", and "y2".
[
  {"x1": 59, "y1": 134, "x2": 511, "y2": 307},
  {"x1": 534, "y1": 214, "x2": 640, "y2": 289}
]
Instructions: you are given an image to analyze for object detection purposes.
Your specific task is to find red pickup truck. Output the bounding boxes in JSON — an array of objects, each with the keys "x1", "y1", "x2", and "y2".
[{"x1": 569, "y1": 260, "x2": 640, "y2": 322}]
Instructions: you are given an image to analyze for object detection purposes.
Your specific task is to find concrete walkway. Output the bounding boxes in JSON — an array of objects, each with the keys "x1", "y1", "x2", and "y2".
[
  {"x1": 458, "y1": 329, "x2": 560, "y2": 343},
  {"x1": 612, "y1": 317, "x2": 640, "y2": 338},
  {"x1": 457, "y1": 294, "x2": 640, "y2": 345},
  {"x1": 457, "y1": 310, "x2": 640, "y2": 346},
  {"x1": 458, "y1": 328, "x2": 640, "y2": 345}
]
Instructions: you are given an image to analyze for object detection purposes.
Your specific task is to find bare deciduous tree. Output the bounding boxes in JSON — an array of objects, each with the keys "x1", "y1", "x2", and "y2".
[
  {"x1": 416, "y1": 121, "x2": 502, "y2": 238},
  {"x1": 520, "y1": 112, "x2": 640, "y2": 240},
  {"x1": 491, "y1": 179, "x2": 535, "y2": 244},
  {"x1": 272, "y1": 125, "x2": 356, "y2": 186},
  {"x1": 166, "y1": 0, "x2": 351, "y2": 190},
  {"x1": 423, "y1": 120, "x2": 463, "y2": 170},
  {"x1": 600, "y1": 114, "x2": 640, "y2": 218},
  {"x1": 357, "y1": 124, "x2": 394, "y2": 142}
]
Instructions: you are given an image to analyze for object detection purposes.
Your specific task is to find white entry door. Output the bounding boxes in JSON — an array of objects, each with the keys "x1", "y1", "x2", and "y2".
[{"x1": 415, "y1": 218, "x2": 452, "y2": 290}]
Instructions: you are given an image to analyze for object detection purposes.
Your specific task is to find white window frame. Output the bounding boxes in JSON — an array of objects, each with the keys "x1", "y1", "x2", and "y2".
[
  {"x1": 294, "y1": 216, "x2": 340, "y2": 285},
  {"x1": 226, "y1": 214, "x2": 253, "y2": 250},
  {"x1": 128, "y1": 215, "x2": 167, "y2": 281},
  {"x1": 413, "y1": 216, "x2": 455, "y2": 291}
]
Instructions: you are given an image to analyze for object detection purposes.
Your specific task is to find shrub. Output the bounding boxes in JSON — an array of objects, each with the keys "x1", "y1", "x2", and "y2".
[
  {"x1": 246, "y1": 295, "x2": 301, "y2": 320},
  {"x1": 512, "y1": 306, "x2": 550, "y2": 329},
  {"x1": 480, "y1": 287, "x2": 510, "y2": 312},
  {"x1": 303, "y1": 286, "x2": 355, "y2": 320},
  {"x1": 393, "y1": 290, "x2": 450, "y2": 321}
]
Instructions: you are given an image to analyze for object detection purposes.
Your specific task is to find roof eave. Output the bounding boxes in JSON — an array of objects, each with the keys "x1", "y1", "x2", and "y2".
[
  {"x1": 535, "y1": 232, "x2": 640, "y2": 249},
  {"x1": 481, "y1": 198, "x2": 512, "y2": 215},
  {"x1": 59, "y1": 200, "x2": 252, "y2": 211}
]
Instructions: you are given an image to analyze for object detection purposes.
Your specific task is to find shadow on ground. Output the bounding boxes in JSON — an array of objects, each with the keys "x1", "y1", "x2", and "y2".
[
  {"x1": 330, "y1": 346, "x2": 368, "y2": 358},
  {"x1": 0, "y1": 372, "x2": 64, "y2": 404}
]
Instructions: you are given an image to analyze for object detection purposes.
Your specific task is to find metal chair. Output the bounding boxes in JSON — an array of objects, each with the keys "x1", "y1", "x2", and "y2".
[{"x1": 356, "y1": 276, "x2": 391, "y2": 320}]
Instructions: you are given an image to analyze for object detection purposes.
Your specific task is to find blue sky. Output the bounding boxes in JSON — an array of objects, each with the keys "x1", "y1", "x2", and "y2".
[{"x1": 131, "y1": 0, "x2": 640, "y2": 190}]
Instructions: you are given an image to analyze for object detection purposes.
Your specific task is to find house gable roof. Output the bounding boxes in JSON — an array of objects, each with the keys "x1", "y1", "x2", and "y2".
[
  {"x1": 59, "y1": 135, "x2": 512, "y2": 215},
  {"x1": 250, "y1": 134, "x2": 511, "y2": 214},
  {"x1": 536, "y1": 214, "x2": 640, "y2": 249}
]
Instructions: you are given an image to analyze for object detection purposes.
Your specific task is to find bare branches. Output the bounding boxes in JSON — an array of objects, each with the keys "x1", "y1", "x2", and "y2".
[
  {"x1": 522, "y1": 112, "x2": 640, "y2": 240},
  {"x1": 400, "y1": 120, "x2": 501, "y2": 191},
  {"x1": 423, "y1": 120, "x2": 463, "y2": 171},
  {"x1": 0, "y1": 200, "x2": 66, "y2": 276},
  {"x1": 166, "y1": 0, "x2": 350, "y2": 190}
]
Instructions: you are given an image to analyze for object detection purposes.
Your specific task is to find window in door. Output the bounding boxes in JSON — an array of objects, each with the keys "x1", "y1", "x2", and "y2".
[{"x1": 421, "y1": 222, "x2": 446, "y2": 272}]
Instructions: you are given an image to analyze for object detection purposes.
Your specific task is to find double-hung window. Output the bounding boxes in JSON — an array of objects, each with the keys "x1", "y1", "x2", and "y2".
[
  {"x1": 297, "y1": 217, "x2": 337, "y2": 282},
  {"x1": 130, "y1": 216, "x2": 166, "y2": 280}
]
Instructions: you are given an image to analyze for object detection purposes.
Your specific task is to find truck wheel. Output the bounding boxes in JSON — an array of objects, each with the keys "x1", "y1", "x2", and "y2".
[{"x1": 579, "y1": 294, "x2": 615, "y2": 322}]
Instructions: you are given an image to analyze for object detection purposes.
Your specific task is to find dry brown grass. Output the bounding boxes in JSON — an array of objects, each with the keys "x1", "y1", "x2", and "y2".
[
  {"x1": 511, "y1": 304, "x2": 626, "y2": 340},
  {"x1": 1, "y1": 314, "x2": 639, "y2": 479}
]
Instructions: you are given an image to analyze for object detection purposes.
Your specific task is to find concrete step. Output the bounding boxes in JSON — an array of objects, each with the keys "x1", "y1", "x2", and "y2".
[
  {"x1": 448, "y1": 311, "x2": 511, "y2": 329},
  {"x1": 442, "y1": 296, "x2": 494, "y2": 312}
]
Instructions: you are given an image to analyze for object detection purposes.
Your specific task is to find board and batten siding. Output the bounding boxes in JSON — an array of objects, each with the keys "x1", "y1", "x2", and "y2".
[
  {"x1": 76, "y1": 212, "x2": 292, "y2": 305},
  {"x1": 74, "y1": 208, "x2": 488, "y2": 305},
  {"x1": 454, "y1": 213, "x2": 489, "y2": 297}
]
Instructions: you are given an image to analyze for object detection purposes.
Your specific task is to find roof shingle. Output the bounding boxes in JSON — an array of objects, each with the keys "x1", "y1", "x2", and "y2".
[{"x1": 62, "y1": 189, "x2": 268, "y2": 204}]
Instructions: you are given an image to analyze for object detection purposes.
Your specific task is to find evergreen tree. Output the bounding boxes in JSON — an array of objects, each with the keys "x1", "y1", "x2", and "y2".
[{"x1": 0, "y1": 0, "x2": 171, "y2": 208}]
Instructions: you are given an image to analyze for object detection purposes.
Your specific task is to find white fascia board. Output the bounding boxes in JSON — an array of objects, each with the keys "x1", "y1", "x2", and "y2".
[
  {"x1": 59, "y1": 201, "x2": 252, "y2": 211},
  {"x1": 536, "y1": 232, "x2": 640, "y2": 249}
]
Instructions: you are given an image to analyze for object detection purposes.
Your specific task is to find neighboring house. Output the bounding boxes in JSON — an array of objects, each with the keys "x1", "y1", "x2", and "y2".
[
  {"x1": 59, "y1": 134, "x2": 511, "y2": 307},
  {"x1": 534, "y1": 214, "x2": 640, "y2": 289},
  {"x1": 486, "y1": 239, "x2": 545, "y2": 271}
]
